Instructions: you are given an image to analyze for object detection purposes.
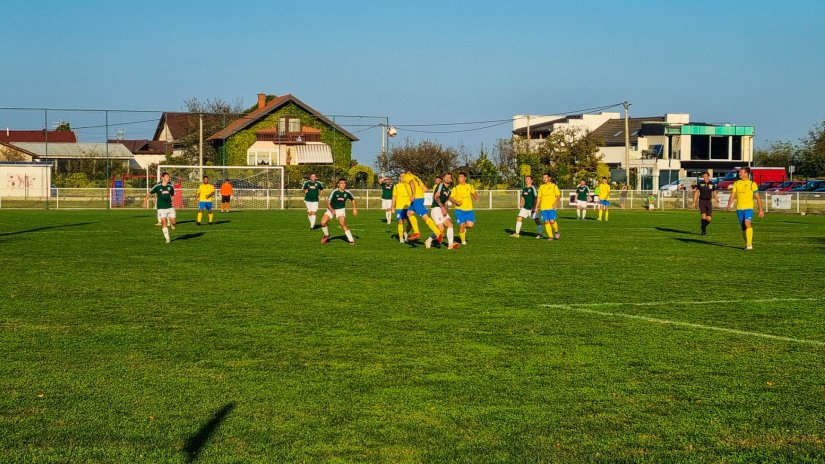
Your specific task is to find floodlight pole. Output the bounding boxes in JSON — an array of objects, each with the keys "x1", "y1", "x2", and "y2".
[
  {"x1": 199, "y1": 113, "x2": 204, "y2": 178},
  {"x1": 623, "y1": 101, "x2": 630, "y2": 186}
]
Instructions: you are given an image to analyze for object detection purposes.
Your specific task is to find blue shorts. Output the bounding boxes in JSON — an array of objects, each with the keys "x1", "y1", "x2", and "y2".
[
  {"x1": 737, "y1": 209, "x2": 754, "y2": 223},
  {"x1": 395, "y1": 208, "x2": 408, "y2": 221},
  {"x1": 408, "y1": 198, "x2": 428, "y2": 216},
  {"x1": 600, "y1": 200, "x2": 610, "y2": 206},
  {"x1": 540, "y1": 209, "x2": 557, "y2": 222},
  {"x1": 455, "y1": 210, "x2": 475, "y2": 225},
  {"x1": 198, "y1": 201, "x2": 213, "y2": 211}
]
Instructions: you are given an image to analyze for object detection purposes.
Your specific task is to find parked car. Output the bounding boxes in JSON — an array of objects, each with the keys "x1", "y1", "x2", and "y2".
[
  {"x1": 717, "y1": 167, "x2": 787, "y2": 190},
  {"x1": 659, "y1": 177, "x2": 697, "y2": 197},
  {"x1": 758, "y1": 181, "x2": 783, "y2": 191},
  {"x1": 765, "y1": 180, "x2": 806, "y2": 192},
  {"x1": 789, "y1": 180, "x2": 825, "y2": 192}
]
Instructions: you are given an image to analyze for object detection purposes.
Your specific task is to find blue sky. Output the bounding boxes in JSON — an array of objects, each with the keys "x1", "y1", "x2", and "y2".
[{"x1": 2, "y1": 0, "x2": 824, "y2": 163}]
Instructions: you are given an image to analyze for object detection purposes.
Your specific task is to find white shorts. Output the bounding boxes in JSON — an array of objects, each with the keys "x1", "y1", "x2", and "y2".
[
  {"x1": 324, "y1": 208, "x2": 346, "y2": 219},
  {"x1": 517, "y1": 208, "x2": 537, "y2": 219},
  {"x1": 305, "y1": 201, "x2": 319, "y2": 212},
  {"x1": 576, "y1": 200, "x2": 588, "y2": 208},
  {"x1": 381, "y1": 199, "x2": 392, "y2": 210},
  {"x1": 157, "y1": 208, "x2": 176, "y2": 220},
  {"x1": 430, "y1": 207, "x2": 451, "y2": 225}
]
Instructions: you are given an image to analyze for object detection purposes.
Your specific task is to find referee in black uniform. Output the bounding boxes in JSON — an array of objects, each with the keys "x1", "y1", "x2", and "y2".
[{"x1": 692, "y1": 172, "x2": 719, "y2": 235}]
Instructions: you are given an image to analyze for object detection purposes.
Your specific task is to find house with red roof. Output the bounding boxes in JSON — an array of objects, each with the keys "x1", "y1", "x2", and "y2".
[{"x1": 206, "y1": 93, "x2": 358, "y2": 169}]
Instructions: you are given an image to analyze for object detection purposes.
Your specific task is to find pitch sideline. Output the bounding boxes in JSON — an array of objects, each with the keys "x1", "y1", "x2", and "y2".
[{"x1": 543, "y1": 298, "x2": 825, "y2": 346}]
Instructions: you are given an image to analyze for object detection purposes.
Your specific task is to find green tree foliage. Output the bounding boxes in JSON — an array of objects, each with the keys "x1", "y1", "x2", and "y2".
[
  {"x1": 753, "y1": 141, "x2": 796, "y2": 170},
  {"x1": 799, "y1": 120, "x2": 825, "y2": 178},
  {"x1": 383, "y1": 139, "x2": 458, "y2": 183},
  {"x1": 180, "y1": 98, "x2": 244, "y2": 165},
  {"x1": 520, "y1": 127, "x2": 604, "y2": 187},
  {"x1": 348, "y1": 165, "x2": 376, "y2": 188}
]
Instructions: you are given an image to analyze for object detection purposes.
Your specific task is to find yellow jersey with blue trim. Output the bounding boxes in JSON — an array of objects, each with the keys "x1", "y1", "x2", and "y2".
[
  {"x1": 402, "y1": 173, "x2": 427, "y2": 199},
  {"x1": 451, "y1": 183, "x2": 476, "y2": 211},
  {"x1": 537, "y1": 182, "x2": 561, "y2": 210},
  {"x1": 730, "y1": 179, "x2": 758, "y2": 210},
  {"x1": 196, "y1": 183, "x2": 215, "y2": 202},
  {"x1": 392, "y1": 183, "x2": 412, "y2": 209}
]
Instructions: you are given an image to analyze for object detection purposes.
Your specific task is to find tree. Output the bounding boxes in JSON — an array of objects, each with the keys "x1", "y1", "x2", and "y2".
[
  {"x1": 521, "y1": 127, "x2": 604, "y2": 187},
  {"x1": 178, "y1": 97, "x2": 245, "y2": 165},
  {"x1": 753, "y1": 141, "x2": 797, "y2": 170},
  {"x1": 799, "y1": 120, "x2": 825, "y2": 178},
  {"x1": 380, "y1": 139, "x2": 458, "y2": 183}
]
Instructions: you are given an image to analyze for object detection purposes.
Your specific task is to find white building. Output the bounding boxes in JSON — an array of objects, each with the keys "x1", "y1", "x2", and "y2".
[{"x1": 513, "y1": 112, "x2": 755, "y2": 189}]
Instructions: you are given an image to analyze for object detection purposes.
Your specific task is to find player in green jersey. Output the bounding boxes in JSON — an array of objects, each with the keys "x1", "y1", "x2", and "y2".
[
  {"x1": 379, "y1": 176, "x2": 394, "y2": 223},
  {"x1": 302, "y1": 173, "x2": 324, "y2": 230},
  {"x1": 320, "y1": 178, "x2": 358, "y2": 245},
  {"x1": 574, "y1": 180, "x2": 591, "y2": 220},
  {"x1": 512, "y1": 175, "x2": 544, "y2": 238},
  {"x1": 143, "y1": 171, "x2": 176, "y2": 243}
]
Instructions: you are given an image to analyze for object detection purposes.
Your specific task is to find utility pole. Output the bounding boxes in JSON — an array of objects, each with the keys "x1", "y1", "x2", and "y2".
[
  {"x1": 199, "y1": 113, "x2": 204, "y2": 178},
  {"x1": 526, "y1": 115, "x2": 531, "y2": 155},
  {"x1": 623, "y1": 101, "x2": 631, "y2": 186}
]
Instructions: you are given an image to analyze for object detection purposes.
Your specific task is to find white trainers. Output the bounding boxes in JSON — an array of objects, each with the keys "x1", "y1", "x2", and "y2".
[
  {"x1": 511, "y1": 233, "x2": 520, "y2": 238},
  {"x1": 165, "y1": 238, "x2": 170, "y2": 244},
  {"x1": 536, "y1": 234, "x2": 543, "y2": 239},
  {"x1": 555, "y1": 233, "x2": 560, "y2": 239},
  {"x1": 745, "y1": 245, "x2": 753, "y2": 251},
  {"x1": 425, "y1": 237, "x2": 433, "y2": 249}
]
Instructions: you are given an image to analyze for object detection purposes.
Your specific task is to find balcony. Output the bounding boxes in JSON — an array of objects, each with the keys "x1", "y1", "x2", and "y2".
[{"x1": 255, "y1": 129, "x2": 321, "y2": 144}]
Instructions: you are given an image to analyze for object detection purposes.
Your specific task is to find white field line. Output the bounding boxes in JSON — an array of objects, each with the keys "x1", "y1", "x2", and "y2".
[{"x1": 543, "y1": 298, "x2": 824, "y2": 346}]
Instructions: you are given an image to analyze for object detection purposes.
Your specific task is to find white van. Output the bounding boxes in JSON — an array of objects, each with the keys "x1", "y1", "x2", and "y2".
[{"x1": 659, "y1": 177, "x2": 697, "y2": 197}]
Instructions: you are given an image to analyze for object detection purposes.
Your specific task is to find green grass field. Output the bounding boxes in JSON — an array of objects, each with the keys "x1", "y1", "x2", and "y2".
[{"x1": 1, "y1": 208, "x2": 823, "y2": 463}]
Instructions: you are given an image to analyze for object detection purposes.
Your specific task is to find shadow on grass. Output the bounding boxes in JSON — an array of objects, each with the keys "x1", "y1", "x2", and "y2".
[
  {"x1": 328, "y1": 235, "x2": 359, "y2": 244},
  {"x1": 503, "y1": 228, "x2": 540, "y2": 238},
  {"x1": 0, "y1": 222, "x2": 98, "y2": 237},
  {"x1": 674, "y1": 237, "x2": 742, "y2": 249},
  {"x1": 655, "y1": 227, "x2": 694, "y2": 235},
  {"x1": 212, "y1": 220, "x2": 230, "y2": 225},
  {"x1": 174, "y1": 233, "x2": 205, "y2": 241},
  {"x1": 183, "y1": 402, "x2": 235, "y2": 463}
]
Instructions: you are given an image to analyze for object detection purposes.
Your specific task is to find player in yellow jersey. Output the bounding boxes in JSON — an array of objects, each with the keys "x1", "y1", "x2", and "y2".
[
  {"x1": 597, "y1": 177, "x2": 611, "y2": 221},
  {"x1": 451, "y1": 172, "x2": 479, "y2": 245},
  {"x1": 194, "y1": 175, "x2": 215, "y2": 225},
  {"x1": 403, "y1": 171, "x2": 442, "y2": 243},
  {"x1": 391, "y1": 173, "x2": 413, "y2": 243},
  {"x1": 537, "y1": 173, "x2": 562, "y2": 241},
  {"x1": 725, "y1": 167, "x2": 764, "y2": 250}
]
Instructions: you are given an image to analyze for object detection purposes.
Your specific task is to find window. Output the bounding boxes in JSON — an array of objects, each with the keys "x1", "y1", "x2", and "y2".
[{"x1": 278, "y1": 117, "x2": 302, "y2": 135}]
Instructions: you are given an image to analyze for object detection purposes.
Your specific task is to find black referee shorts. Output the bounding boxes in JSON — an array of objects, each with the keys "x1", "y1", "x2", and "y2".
[{"x1": 699, "y1": 199, "x2": 713, "y2": 215}]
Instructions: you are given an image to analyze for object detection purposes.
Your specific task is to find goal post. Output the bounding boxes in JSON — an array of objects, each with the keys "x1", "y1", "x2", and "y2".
[{"x1": 156, "y1": 165, "x2": 284, "y2": 210}]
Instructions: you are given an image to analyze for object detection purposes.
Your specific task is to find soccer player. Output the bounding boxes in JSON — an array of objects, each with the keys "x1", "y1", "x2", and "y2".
[
  {"x1": 219, "y1": 179, "x2": 233, "y2": 213},
  {"x1": 403, "y1": 171, "x2": 442, "y2": 243},
  {"x1": 379, "y1": 176, "x2": 394, "y2": 224},
  {"x1": 450, "y1": 172, "x2": 479, "y2": 245},
  {"x1": 512, "y1": 175, "x2": 543, "y2": 238},
  {"x1": 574, "y1": 179, "x2": 590, "y2": 220},
  {"x1": 194, "y1": 175, "x2": 215, "y2": 225},
  {"x1": 692, "y1": 172, "x2": 719, "y2": 235},
  {"x1": 320, "y1": 178, "x2": 358, "y2": 245},
  {"x1": 725, "y1": 167, "x2": 764, "y2": 250},
  {"x1": 597, "y1": 177, "x2": 611, "y2": 221},
  {"x1": 302, "y1": 173, "x2": 324, "y2": 230},
  {"x1": 391, "y1": 173, "x2": 413, "y2": 243},
  {"x1": 537, "y1": 173, "x2": 561, "y2": 241},
  {"x1": 143, "y1": 171, "x2": 175, "y2": 243},
  {"x1": 426, "y1": 173, "x2": 459, "y2": 249}
]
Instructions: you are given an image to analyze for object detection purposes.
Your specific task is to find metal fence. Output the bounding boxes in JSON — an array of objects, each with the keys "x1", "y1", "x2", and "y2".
[{"x1": 2, "y1": 189, "x2": 824, "y2": 214}]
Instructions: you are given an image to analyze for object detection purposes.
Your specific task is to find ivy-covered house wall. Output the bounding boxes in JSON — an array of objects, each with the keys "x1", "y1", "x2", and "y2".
[{"x1": 218, "y1": 103, "x2": 352, "y2": 171}]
